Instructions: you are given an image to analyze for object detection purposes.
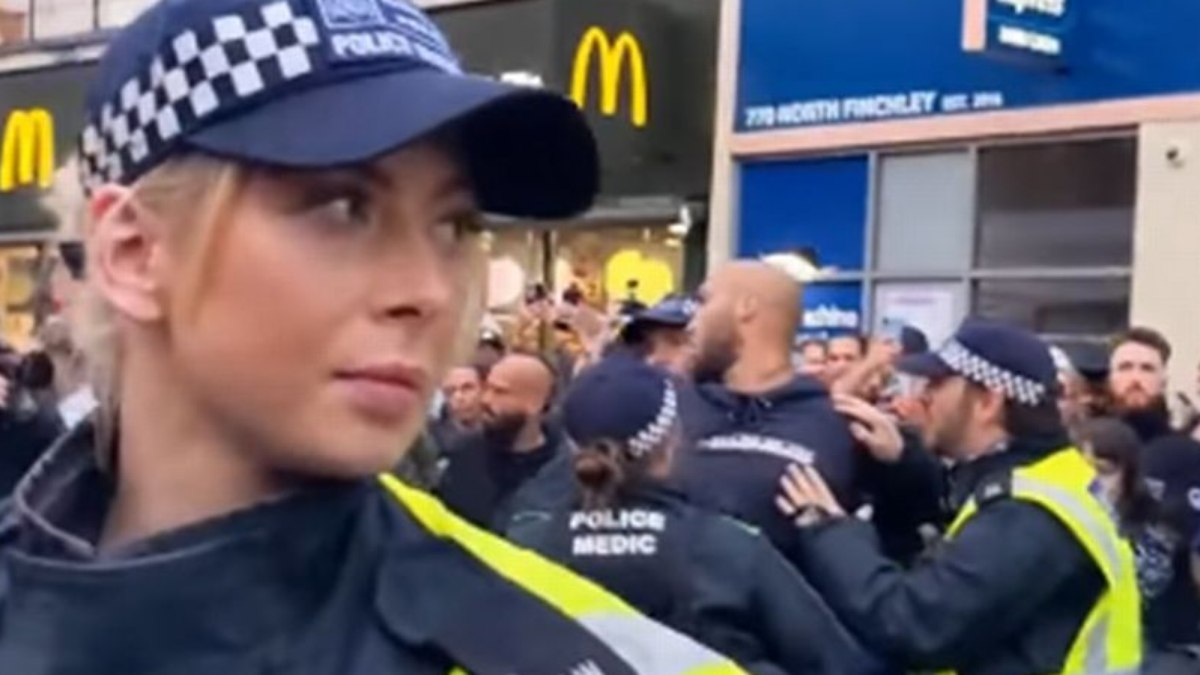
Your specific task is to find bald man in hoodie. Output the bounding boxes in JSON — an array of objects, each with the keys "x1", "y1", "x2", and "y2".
[{"x1": 678, "y1": 261, "x2": 942, "y2": 564}]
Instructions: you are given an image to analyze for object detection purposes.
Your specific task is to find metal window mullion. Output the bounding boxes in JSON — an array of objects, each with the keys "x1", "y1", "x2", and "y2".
[
  {"x1": 863, "y1": 151, "x2": 880, "y2": 330},
  {"x1": 966, "y1": 143, "x2": 981, "y2": 315},
  {"x1": 965, "y1": 266, "x2": 1132, "y2": 281}
]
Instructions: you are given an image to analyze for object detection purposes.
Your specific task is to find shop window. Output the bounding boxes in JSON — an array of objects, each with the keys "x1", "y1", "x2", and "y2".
[
  {"x1": 0, "y1": 3, "x2": 28, "y2": 44},
  {"x1": 483, "y1": 228, "x2": 544, "y2": 312},
  {"x1": 876, "y1": 152, "x2": 973, "y2": 272},
  {"x1": 972, "y1": 277, "x2": 1130, "y2": 337},
  {"x1": 99, "y1": 0, "x2": 155, "y2": 29},
  {"x1": 872, "y1": 281, "x2": 964, "y2": 347},
  {"x1": 739, "y1": 156, "x2": 868, "y2": 272},
  {"x1": 0, "y1": 0, "x2": 94, "y2": 40},
  {"x1": 0, "y1": 245, "x2": 42, "y2": 348},
  {"x1": 976, "y1": 138, "x2": 1135, "y2": 269},
  {"x1": 554, "y1": 226, "x2": 683, "y2": 311}
]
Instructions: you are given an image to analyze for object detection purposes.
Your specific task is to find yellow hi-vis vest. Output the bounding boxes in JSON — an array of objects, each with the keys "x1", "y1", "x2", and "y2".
[
  {"x1": 378, "y1": 474, "x2": 747, "y2": 675},
  {"x1": 942, "y1": 448, "x2": 1142, "y2": 675}
]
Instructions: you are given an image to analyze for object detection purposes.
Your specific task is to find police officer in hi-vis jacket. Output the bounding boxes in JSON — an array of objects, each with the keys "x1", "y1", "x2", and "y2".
[{"x1": 778, "y1": 319, "x2": 1141, "y2": 675}]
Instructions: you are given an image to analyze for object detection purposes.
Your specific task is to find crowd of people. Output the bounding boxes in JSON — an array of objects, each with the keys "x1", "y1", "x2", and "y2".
[
  {"x1": 6, "y1": 251, "x2": 1199, "y2": 672},
  {"x1": 415, "y1": 260, "x2": 1200, "y2": 674},
  {"x1": 0, "y1": 0, "x2": 1198, "y2": 672}
]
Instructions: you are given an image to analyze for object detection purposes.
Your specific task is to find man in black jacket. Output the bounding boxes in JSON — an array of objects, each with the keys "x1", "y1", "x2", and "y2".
[
  {"x1": 436, "y1": 353, "x2": 565, "y2": 530},
  {"x1": 777, "y1": 319, "x2": 1141, "y2": 674}
]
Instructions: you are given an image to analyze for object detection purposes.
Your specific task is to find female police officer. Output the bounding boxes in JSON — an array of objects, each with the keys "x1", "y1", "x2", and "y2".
[
  {"x1": 0, "y1": 1, "x2": 746, "y2": 673},
  {"x1": 508, "y1": 357, "x2": 887, "y2": 675}
]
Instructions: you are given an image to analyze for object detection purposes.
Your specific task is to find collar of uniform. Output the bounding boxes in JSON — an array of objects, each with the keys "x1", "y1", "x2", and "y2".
[
  {"x1": 2, "y1": 419, "x2": 370, "y2": 562},
  {"x1": 2, "y1": 419, "x2": 108, "y2": 559},
  {"x1": 947, "y1": 433, "x2": 1070, "y2": 511},
  {"x1": 0, "y1": 439, "x2": 372, "y2": 670}
]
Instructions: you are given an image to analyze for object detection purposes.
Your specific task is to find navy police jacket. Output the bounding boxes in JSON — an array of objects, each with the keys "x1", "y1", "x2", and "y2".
[
  {"x1": 0, "y1": 423, "x2": 744, "y2": 675},
  {"x1": 508, "y1": 485, "x2": 889, "y2": 675}
]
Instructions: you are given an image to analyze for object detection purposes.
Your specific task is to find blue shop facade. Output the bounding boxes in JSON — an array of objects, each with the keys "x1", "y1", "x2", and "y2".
[{"x1": 719, "y1": 0, "x2": 1200, "y2": 350}]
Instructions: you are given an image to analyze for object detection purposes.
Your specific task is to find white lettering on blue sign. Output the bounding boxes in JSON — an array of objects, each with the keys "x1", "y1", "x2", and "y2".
[
  {"x1": 804, "y1": 304, "x2": 859, "y2": 330},
  {"x1": 744, "y1": 89, "x2": 977, "y2": 130},
  {"x1": 995, "y1": 0, "x2": 1066, "y2": 18},
  {"x1": 997, "y1": 25, "x2": 1062, "y2": 56}
]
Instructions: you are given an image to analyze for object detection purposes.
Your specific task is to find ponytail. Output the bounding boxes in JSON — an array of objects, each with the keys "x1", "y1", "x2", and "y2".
[{"x1": 574, "y1": 439, "x2": 634, "y2": 510}]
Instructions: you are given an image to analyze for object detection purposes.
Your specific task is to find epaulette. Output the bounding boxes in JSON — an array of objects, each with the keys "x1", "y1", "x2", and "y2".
[{"x1": 973, "y1": 471, "x2": 1014, "y2": 506}]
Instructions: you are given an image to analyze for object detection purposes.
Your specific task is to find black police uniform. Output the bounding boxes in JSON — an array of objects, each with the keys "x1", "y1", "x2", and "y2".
[
  {"x1": 0, "y1": 408, "x2": 61, "y2": 500},
  {"x1": 795, "y1": 435, "x2": 1106, "y2": 675},
  {"x1": 0, "y1": 424, "x2": 741, "y2": 674},
  {"x1": 509, "y1": 484, "x2": 889, "y2": 675}
]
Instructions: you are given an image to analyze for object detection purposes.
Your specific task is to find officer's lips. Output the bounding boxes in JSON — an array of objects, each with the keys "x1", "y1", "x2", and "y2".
[{"x1": 334, "y1": 361, "x2": 428, "y2": 424}]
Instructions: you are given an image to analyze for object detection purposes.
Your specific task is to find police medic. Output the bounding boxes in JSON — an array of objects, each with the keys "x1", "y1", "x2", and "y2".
[{"x1": 509, "y1": 357, "x2": 886, "y2": 674}]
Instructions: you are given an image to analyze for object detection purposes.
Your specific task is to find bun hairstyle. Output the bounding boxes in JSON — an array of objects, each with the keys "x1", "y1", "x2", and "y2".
[
  {"x1": 562, "y1": 360, "x2": 680, "y2": 511},
  {"x1": 574, "y1": 438, "x2": 638, "y2": 510}
]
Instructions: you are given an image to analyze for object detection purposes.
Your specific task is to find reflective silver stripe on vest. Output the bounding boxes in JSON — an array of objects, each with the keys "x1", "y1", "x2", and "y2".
[
  {"x1": 1012, "y1": 475, "x2": 1132, "y2": 675},
  {"x1": 1085, "y1": 614, "x2": 1107, "y2": 674},
  {"x1": 1084, "y1": 614, "x2": 1141, "y2": 675},
  {"x1": 580, "y1": 612, "x2": 725, "y2": 674},
  {"x1": 1010, "y1": 475, "x2": 1124, "y2": 581}
]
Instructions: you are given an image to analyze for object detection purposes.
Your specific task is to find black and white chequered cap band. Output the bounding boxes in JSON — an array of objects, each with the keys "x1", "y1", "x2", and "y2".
[
  {"x1": 78, "y1": 0, "x2": 462, "y2": 194},
  {"x1": 627, "y1": 381, "x2": 678, "y2": 457},
  {"x1": 80, "y1": 1, "x2": 322, "y2": 193},
  {"x1": 938, "y1": 339, "x2": 1048, "y2": 406}
]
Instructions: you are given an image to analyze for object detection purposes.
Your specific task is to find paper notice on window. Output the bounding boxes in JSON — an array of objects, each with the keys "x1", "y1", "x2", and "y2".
[{"x1": 875, "y1": 284, "x2": 960, "y2": 348}]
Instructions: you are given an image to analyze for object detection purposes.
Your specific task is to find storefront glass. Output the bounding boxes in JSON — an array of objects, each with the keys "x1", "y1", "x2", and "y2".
[
  {"x1": 483, "y1": 222, "x2": 683, "y2": 323},
  {"x1": 737, "y1": 134, "x2": 1135, "y2": 341},
  {"x1": 0, "y1": 244, "x2": 43, "y2": 349}
]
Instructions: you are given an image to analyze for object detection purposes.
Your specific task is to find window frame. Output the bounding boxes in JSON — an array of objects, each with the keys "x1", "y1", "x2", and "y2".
[{"x1": 813, "y1": 128, "x2": 1138, "y2": 339}]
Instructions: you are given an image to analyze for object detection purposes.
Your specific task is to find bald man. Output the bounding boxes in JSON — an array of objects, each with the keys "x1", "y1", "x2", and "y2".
[
  {"x1": 678, "y1": 261, "x2": 868, "y2": 561},
  {"x1": 436, "y1": 354, "x2": 566, "y2": 529}
]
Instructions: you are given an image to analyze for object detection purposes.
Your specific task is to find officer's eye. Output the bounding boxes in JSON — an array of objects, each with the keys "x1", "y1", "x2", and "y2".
[
  {"x1": 431, "y1": 211, "x2": 481, "y2": 251},
  {"x1": 313, "y1": 189, "x2": 373, "y2": 228}
]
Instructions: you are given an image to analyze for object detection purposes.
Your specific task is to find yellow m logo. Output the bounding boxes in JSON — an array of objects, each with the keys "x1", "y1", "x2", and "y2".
[
  {"x1": 570, "y1": 27, "x2": 648, "y2": 128},
  {"x1": 1, "y1": 108, "x2": 55, "y2": 192}
]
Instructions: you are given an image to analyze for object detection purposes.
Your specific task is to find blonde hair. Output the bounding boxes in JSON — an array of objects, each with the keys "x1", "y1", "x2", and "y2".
[
  {"x1": 75, "y1": 155, "x2": 241, "y2": 457},
  {"x1": 70, "y1": 154, "x2": 486, "y2": 458}
]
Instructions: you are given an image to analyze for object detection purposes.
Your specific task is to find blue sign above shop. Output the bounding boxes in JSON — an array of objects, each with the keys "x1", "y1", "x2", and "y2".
[
  {"x1": 737, "y1": 156, "x2": 867, "y2": 271},
  {"x1": 800, "y1": 283, "x2": 863, "y2": 339},
  {"x1": 737, "y1": 0, "x2": 1200, "y2": 132},
  {"x1": 978, "y1": 0, "x2": 1075, "y2": 67}
]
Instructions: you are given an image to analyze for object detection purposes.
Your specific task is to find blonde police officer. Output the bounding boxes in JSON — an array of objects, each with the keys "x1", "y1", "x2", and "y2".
[{"x1": 0, "y1": 1, "x2": 746, "y2": 673}]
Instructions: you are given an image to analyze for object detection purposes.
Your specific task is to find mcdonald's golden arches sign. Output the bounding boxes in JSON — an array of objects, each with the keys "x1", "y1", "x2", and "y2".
[
  {"x1": 1, "y1": 108, "x2": 55, "y2": 192},
  {"x1": 570, "y1": 27, "x2": 648, "y2": 128}
]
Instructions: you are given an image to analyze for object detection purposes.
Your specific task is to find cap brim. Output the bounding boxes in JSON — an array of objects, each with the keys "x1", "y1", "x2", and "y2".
[
  {"x1": 631, "y1": 311, "x2": 688, "y2": 328},
  {"x1": 185, "y1": 68, "x2": 598, "y2": 219},
  {"x1": 896, "y1": 352, "x2": 954, "y2": 379}
]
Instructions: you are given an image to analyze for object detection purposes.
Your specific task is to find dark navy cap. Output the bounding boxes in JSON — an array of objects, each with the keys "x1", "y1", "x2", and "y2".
[
  {"x1": 899, "y1": 325, "x2": 929, "y2": 356},
  {"x1": 79, "y1": 0, "x2": 598, "y2": 219},
  {"x1": 562, "y1": 359, "x2": 678, "y2": 458},
  {"x1": 1142, "y1": 435, "x2": 1200, "y2": 538},
  {"x1": 629, "y1": 294, "x2": 697, "y2": 329},
  {"x1": 897, "y1": 318, "x2": 1057, "y2": 406}
]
